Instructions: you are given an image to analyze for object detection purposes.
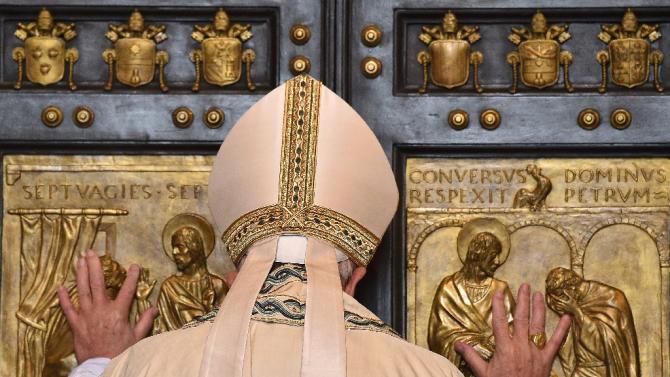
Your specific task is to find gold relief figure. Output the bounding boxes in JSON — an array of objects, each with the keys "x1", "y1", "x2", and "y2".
[
  {"x1": 507, "y1": 11, "x2": 574, "y2": 93},
  {"x1": 417, "y1": 11, "x2": 483, "y2": 93},
  {"x1": 513, "y1": 164, "x2": 553, "y2": 211},
  {"x1": 190, "y1": 8, "x2": 256, "y2": 92},
  {"x1": 428, "y1": 218, "x2": 515, "y2": 377},
  {"x1": 154, "y1": 214, "x2": 228, "y2": 333},
  {"x1": 12, "y1": 8, "x2": 79, "y2": 90},
  {"x1": 102, "y1": 9, "x2": 169, "y2": 92},
  {"x1": 596, "y1": 9, "x2": 663, "y2": 93},
  {"x1": 134, "y1": 267, "x2": 157, "y2": 326},
  {"x1": 546, "y1": 267, "x2": 640, "y2": 377}
]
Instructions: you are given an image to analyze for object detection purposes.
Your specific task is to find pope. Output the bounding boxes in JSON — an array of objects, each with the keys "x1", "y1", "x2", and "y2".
[{"x1": 59, "y1": 75, "x2": 570, "y2": 377}]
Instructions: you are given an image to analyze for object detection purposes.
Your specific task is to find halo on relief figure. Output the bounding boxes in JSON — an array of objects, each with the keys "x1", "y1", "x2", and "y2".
[
  {"x1": 456, "y1": 217, "x2": 511, "y2": 264},
  {"x1": 162, "y1": 213, "x2": 216, "y2": 260}
]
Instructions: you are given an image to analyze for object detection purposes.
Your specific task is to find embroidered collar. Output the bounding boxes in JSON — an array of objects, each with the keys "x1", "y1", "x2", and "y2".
[{"x1": 183, "y1": 263, "x2": 398, "y2": 337}]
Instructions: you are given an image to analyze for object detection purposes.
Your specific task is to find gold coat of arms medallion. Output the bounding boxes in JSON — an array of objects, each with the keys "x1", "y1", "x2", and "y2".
[
  {"x1": 518, "y1": 40, "x2": 560, "y2": 89},
  {"x1": 190, "y1": 8, "x2": 256, "y2": 91},
  {"x1": 12, "y1": 8, "x2": 79, "y2": 90},
  {"x1": 609, "y1": 38, "x2": 650, "y2": 87},
  {"x1": 114, "y1": 38, "x2": 157, "y2": 87},
  {"x1": 417, "y1": 11, "x2": 483, "y2": 93},
  {"x1": 427, "y1": 40, "x2": 470, "y2": 89},
  {"x1": 507, "y1": 11, "x2": 573, "y2": 93},
  {"x1": 103, "y1": 9, "x2": 169, "y2": 92},
  {"x1": 24, "y1": 37, "x2": 66, "y2": 85},
  {"x1": 596, "y1": 9, "x2": 663, "y2": 92},
  {"x1": 202, "y1": 37, "x2": 243, "y2": 86}
]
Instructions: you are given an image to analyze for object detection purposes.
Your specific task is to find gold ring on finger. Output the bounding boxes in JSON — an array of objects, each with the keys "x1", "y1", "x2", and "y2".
[{"x1": 530, "y1": 332, "x2": 547, "y2": 349}]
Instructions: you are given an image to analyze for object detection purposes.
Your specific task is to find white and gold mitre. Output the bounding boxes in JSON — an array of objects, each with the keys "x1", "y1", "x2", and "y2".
[{"x1": 208, "y1": 74, "x2": 399, "y2": 266}]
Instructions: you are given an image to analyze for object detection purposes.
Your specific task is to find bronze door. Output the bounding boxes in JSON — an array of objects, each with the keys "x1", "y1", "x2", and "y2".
[{"x1": 0, "y1": 1, "x2": 669, "y2": 377}]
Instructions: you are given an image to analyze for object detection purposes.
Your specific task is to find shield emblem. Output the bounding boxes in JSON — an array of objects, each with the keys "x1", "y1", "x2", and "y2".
[
  {"x1": 428, "y1": 40, "x2": 470, "y2": 88},
  {"x1": 609, "y1": 38, "x2": 650, "y2": 88},
  {"x1": 24, "y1": 37, "x2": 65, "y2": 86},
  {"x1": 202, "y1": 37, "x2": 242, "y2": 86},
  {"x1": 115, "y1": 38, "x2": 156, "y2": 87},
  {"x1": 518, "y1": 40, "x2": 560, "y2": 89}
]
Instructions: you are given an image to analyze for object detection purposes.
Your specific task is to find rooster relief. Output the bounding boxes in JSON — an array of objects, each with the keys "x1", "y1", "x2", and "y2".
[{"x1": 513, "y1": 164, "x2": 552, "y2": 211}]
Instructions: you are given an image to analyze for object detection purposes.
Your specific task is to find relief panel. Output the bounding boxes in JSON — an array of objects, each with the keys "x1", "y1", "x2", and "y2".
[
  {"x1": 406, "y1": 157, "x2": 670, "y2": 377},
  {"x1": 0, "y1": 155, "x2": 235, "y2": 376}
]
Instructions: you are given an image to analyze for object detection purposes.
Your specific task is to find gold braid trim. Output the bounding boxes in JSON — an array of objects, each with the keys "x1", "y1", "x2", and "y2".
[
  {"x1": 223, "y1": 204, "x2": 379, "y2": 266},
  {"x1": 222, "y1": 75, "x2": 379, "y2": 266}
]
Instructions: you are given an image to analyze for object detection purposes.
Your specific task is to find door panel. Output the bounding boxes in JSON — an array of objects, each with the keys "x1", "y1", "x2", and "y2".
[{"x1": 349, "y1": 2, "x2": 670, "y2": 376}]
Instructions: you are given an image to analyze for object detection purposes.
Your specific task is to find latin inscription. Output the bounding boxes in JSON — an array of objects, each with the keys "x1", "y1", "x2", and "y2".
[
  {"x1": 406, "y1": 159, "x2": 670, "y2": 208},
  {"x1": 20, "y1": 183, "x2": 206, "y2": 201}
]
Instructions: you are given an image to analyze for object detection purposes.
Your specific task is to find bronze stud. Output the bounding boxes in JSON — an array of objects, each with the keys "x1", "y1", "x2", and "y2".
[
  {"x1": 41, "y1": 106, "x2": 63, "y2": 128},
  {"x1": 448, "y1": 109, "x2": 469, "y2": 130},
  {"x1": 290, "y1": 55, "x2": 311, "y2": 75},
  {"x1": 361, "y1": 57, "x2": 382, "y2": 79},
  {"x1": 361, "y1": 25, "x2": 382, "y2": 47},
  {"x1": 479, "y1": 109, "x2": 501, "y2": 130},
  {"x1": 290, "y1": 24, "x2": 311, "y2": 45},
  {"x1": 172, "y1": 107, "x2": 193, "y2": 129},
  {"x1": 610, "y1": 108, "x2": 632, "y2": 130},
  {"x1": 73, "y1": 106, "x2": 95, "y2": 128},
  {"x1": 578, "y1": 108, "x2": 601, "y2": 130},
  {"x1": 204, "y1": 107, "x2": 225, "y2": 129}
]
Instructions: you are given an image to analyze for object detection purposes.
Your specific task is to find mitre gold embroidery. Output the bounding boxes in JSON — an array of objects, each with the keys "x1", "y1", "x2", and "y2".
[{"x1": 222, "y1": 75, "x2": 380, "y2": 266}]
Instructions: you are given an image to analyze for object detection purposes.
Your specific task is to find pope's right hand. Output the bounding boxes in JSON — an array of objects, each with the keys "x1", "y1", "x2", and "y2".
[
  {"x1": 455, "y1": 284, "x2": 571, "y2": 377},
  {"x1": 57, "y1": 250, "x2": 159, "y2": 363}
]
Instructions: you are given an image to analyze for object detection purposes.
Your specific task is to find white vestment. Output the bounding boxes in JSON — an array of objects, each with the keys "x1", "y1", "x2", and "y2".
[{"x1": 100, "y1": 263, "x2": 462, "y2": 377}]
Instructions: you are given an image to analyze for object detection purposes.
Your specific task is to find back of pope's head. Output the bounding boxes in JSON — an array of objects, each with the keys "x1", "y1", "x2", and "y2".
[{"x1": 201, "y1": 75, "x2": 399, "y2": 377}]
